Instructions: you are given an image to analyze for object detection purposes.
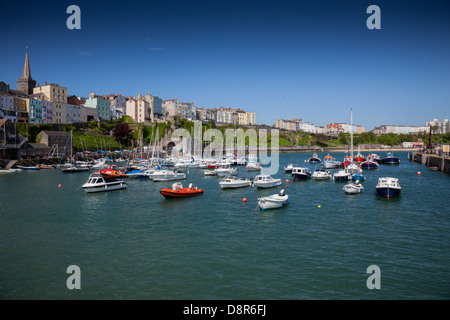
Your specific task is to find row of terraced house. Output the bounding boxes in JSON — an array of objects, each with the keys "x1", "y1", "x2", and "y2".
[{"x1": 0, "y1": 49, "x2": 255, "y2": 126}]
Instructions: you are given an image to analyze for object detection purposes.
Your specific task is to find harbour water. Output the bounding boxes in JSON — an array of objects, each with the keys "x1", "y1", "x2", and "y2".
[{"x1": 0, "y1": 151, "x2": 449, "y2": 299}]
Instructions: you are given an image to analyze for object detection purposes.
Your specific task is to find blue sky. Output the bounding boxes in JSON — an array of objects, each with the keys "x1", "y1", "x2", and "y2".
[{"x1": 1, "y1": 0, "x2": 449, "y2": 130}]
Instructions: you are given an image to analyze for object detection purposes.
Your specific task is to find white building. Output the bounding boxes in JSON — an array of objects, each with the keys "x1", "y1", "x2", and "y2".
[{"x1": 426, "y1": 118, "x2": 449, "y2": 134}]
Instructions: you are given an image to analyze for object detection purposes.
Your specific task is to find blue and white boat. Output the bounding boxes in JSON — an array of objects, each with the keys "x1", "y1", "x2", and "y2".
[
  {"x1": 291, "y1": 167, "x2": 311, "y2": 180},
  {"x1": 382, "y1": 153, "x2": 400, "y2": 165},
  {"x1": 376, "y1": 177, "x2": 401, "y2": 198},
  {"x1": 352, "y1": 172, "x2": 365, "y2": 181},
  {"x1": 361, "y1": 155, "x2": 380, "y2": 169}
]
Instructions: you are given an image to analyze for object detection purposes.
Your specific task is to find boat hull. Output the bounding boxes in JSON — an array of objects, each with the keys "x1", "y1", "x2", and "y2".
[
  {"x1": 361, "y1": 161, "x2": 379, "y2": 169},
  {"x1": 292, "y1": 173, "x2": 310, "y2": 180},
  {"x1": 257, "y1": 195, "x2": 289, "y2": 210},
  {"x1": 382, "y1": 157, "x2": 400, "y2": 164},
  {"x1": 253, "y1": 180, "x2": 282, "y2": 188},
  {"x1": 82, "y1": 181, "x2": 127, "y2": 193},
  {"x1": 220, "y1": 182, "x2": 252, "y2": 189},
  {"x1": 376, "y1": 187, "x2": 401, "y2": 198},
  {"x1": 160, "y1": 189, "x2": 204, "y2": 198}
]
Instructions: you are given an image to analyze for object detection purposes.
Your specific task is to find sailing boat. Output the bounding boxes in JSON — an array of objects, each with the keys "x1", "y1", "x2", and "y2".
[{"x1": 334, "y1": 108, "x2": 363, "y2": 182}]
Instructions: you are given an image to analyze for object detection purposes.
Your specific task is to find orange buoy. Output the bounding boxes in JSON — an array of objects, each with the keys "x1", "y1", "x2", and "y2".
[
  {"x1": 58, "y1": 184, "x2": 61, "y2": 188},
  {"x1": 243, "y1": 198, "x2": 247, "y2": 202},
  {"x1": 197, "y1": 171, "x2": 200, "y2": 174},
  {"x1": 285, "y1": 179, "x2": 289, "y2": 183},
  {"x1": 417, "y1": 171, "x2": 421, "y2": 175}
]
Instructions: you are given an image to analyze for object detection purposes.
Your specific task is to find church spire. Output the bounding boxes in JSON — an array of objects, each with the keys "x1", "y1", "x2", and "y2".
[
  {"x1": 17, "y1": 46, "x2": 36, "y2": 95},
  {"x1": 22, "y1": 46, "x2": 31, "y2": 80}
]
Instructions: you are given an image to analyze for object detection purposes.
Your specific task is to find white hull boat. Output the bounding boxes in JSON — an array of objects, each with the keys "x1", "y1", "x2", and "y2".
[
  {"x1": 219, "y1": 176, "x2": 252, "y2": 189},
  {"x1": 82, "y1": 173, "x2": 127, "y2": 193},
  {"x1": 333, "y1": 170, "x2": 352, "y2": 181},
  {"x1": 151, "y1": 170, "x2": 186, "y2": 182},
  {"x1": 252, "y1": 175, "x2": 282, "y2": 188},
  {"x1": 215, "y1": 164, "x2": 238, "y2": 177},
  {"x1": 311, "y1": 169, "x2": 331, "y2": 180},
  {"x1": 343, "y1": 181, "x2": 364, "y2": 194},
  {"x1": 257, "y1": 190, "x2": 289, "y2": 210},
  {"x1": 204, "y1": 170, "x2": 217, "y2": 176},
  {"x1": 0, "y1": 168, "x2": 22, "y2": 173}
]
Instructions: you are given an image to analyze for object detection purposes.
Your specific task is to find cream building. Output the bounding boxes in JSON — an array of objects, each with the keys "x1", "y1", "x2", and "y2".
[{"x1": 33, "y1": 82, "x2": 68, "y2": 123}]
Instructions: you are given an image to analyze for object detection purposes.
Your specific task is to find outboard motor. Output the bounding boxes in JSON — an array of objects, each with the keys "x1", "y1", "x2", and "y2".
[{"x1": 279, "y1": 189, "x2": 285, "y2": 196}]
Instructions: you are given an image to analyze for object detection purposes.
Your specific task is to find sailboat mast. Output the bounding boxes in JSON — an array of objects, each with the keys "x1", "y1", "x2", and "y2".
[{"x1": 350, "y1": 108, "x2": 354, "y2": 159}]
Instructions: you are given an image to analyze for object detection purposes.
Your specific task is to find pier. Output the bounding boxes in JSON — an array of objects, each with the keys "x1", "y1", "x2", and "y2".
[{"x1": 409, "y1": 152, "x2": 450, "y2": 174}]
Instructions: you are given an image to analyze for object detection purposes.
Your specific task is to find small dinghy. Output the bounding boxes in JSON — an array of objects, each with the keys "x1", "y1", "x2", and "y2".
[
  {"x1": 342, "y1": 180, "x2": 364, "y2": 194},
  {"x1": 160, "y1": 182, "x2": 204, "y2": 199},
  {"x1": 257, "y1": 189, "x2": 289, "y2": 211}
]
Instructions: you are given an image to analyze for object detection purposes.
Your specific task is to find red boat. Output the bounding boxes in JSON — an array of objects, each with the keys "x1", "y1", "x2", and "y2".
[
  {"x1": 160, "y1": 182, "x2": 204, "y2": 199},
  {"x1": 353, "y1": 153, "x2": 366, "y2": 163},
  {"x1": 99, "y1": 165, "x2": 128, "y2": 178},
  {"x1": 207, "y1": 163, "x2": 219, "y2": 169}
]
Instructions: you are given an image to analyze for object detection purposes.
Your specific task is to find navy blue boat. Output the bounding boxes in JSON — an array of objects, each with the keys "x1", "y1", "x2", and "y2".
[
  {"x1": 382, "y1": 153, "x2": 400, "y2": 164},
  {"x1": 376, "y1": 177, "x2": 401, "y2": 198},
  {"x1": 291, "y1": 167, "x2": 311, "y2": 180}
]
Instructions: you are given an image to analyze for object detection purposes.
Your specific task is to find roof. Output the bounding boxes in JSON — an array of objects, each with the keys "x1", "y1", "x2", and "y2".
[{"x1": 27, "y1": 143, "x2": 51, "y2": 149}]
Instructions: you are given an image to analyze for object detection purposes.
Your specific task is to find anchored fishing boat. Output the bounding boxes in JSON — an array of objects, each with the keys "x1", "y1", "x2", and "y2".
[
  {"x1": 257, "y1": 189, "x2": 289, "y2": 210},
  {"x1": 311, "y1": 169, "x2": 332, "y2": 181},
  {"x1": 322, "y1": 155, "x2": 340, "y2": 169},
  {"x1": 252, "y1": 175, "x2": 282, "y2": 188},
  {"x1": 342, "y1": 180, "x2": 364, "y2": 194},
  {"x1": 82, "y1": 172, "x2": 127, "y2": 193},
  {"x1": 376, "y1": 177, "x2": 401, "y2": 198},
  {"x1": 382, "y1": 153, "x2": 400, "y2": 165},
  {"x1": 151, "y1": 170, "x2": 186, "y2": 181},
  {"x1": 305, "y1": 153, "x2": 321, "y2": 163},
  {"x1": 219, "y1": 176, "x2": 252, "y2": 189},
  {"x1": 160, "y1": 182, "x2": 204, "y2": 198},
  {"x1": 284, "y1": 163, "x2": 294, "y2": 173},
  {"x1": 291, "y1": 167, "x2": 311, "y2": 180},
  {"x1": 215, "y1": 163, "x2": 238, "y2": 177}
]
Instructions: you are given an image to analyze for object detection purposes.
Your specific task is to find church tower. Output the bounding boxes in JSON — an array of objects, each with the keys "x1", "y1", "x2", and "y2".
[{"x1": 17, "y1": 47, "x2": 36, "y2": 95}]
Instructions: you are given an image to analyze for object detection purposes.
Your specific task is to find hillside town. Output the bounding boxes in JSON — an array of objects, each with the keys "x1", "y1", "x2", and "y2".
[{"x1": 1, "y1": 48, "x2": 449, "y2": 162}]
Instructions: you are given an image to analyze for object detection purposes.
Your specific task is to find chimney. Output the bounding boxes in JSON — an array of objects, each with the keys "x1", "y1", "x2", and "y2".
[{"x1": 44, "y1": 82, "x2": 47, "y2": 86}]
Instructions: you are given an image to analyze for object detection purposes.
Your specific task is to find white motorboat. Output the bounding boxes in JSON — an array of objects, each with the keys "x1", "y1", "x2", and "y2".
[
  {"x1": 311, "y1": 169, "x2": 332, "y2": 180},
  {"x1": 333, "y1": 169, "x2": 352, "y2": 182},
  {"x1": 219, "y1": 176, "x2": 252, "y2": 189},
  {"x1": 204, "y1": 170, "x2": 217, "y2": 176},
  {"x1": 376, "y1": 177, "x2": 401, "y2": 198},
  {"x1": 284, "y1": 163, "x2": 294, "y2": 173},
  {"x1": 245, "y1": 160, "x2": 261, "y2": 171},
  {"x1": 82, "y1": 173, "x2": 127, "y2": 193},
  {"x1": 215, "y1": 163, "x2": 238, "y2": 177},
  {"x1": 257, "y1": 189, "x2": 289, "y2": 210},
  {"x1": 343, "y1": 180, "x2": 364, "y2": 194},
  {"x1": 252, "y1": 175, "x2": 282, "y2": 188},
  {"x1": 150, "y1": 170, "x2": 186, "y2": 181}
]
